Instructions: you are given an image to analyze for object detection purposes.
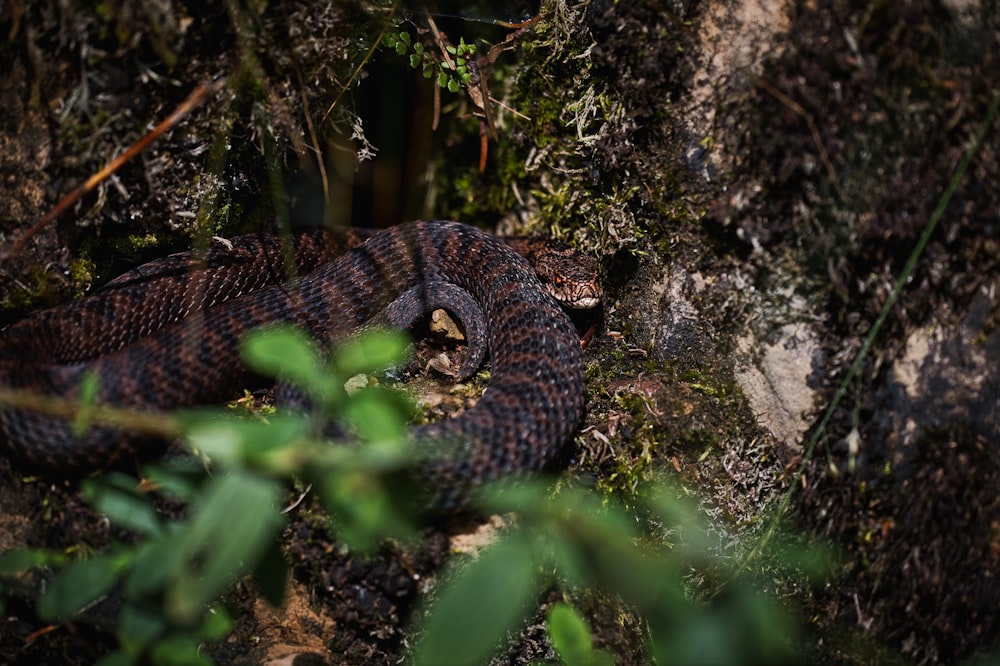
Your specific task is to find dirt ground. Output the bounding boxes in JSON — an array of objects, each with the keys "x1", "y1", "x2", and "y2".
[{"x1": 1, "y1": 0, "x2": 999, "y2": 663}]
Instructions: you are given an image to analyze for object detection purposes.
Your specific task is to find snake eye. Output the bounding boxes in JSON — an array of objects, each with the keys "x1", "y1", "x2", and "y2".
[{"x1": 554, "y1": 276, "x2": 563, "y2": 285}]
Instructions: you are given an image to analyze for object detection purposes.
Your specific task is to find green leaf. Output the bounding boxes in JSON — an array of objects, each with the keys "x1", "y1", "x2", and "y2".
[
  {"x1": 166, "y1": 474, "x2": 283, "y2": 623},
  {"x1": 0, "y1": 548, "x2": 57, "y2": 574},
  {"x1": 333, "y1": 330, "x2": 409, "y2": 377},
  {"x1": 548, "y1": 602, "x2": 591, "y2": 654},
  {"x1": 83, "y1": 475, "x2": 163, "y2": 537},
  {"x1": 447, "y1": 79, "x2": 460, "y2": 94},
  {"x1": 648, "y1": 592, "x2": 773, "y2": 666},
  {"x1": 143, "y1": 458, "x2": 206, "y2": 502},
  {"x1": 548, "y1": 603, "x2": 614, "y2": 666},
  {"x1": 543, "y1": 488, "x2": 655, "y2": 601},
  {"x1": 184, "y1": 418, "x2": 253, "y2": 467},
  {"x1": 118, "y1": 600, "x2": 168, "y2": 652},
  {"x1": 149, "y1": 634, "x2": 213, "y2": 666},
  {"x1": 645, "y1": 484, "x2": 714, "y2": 553},
  {"x1": 184, "y1": 412, "x2": 310, "y2": 471},
  {"x1": 545, "y1": 533, "x2": 590, "y2": 589},
  {"x1": 242, "y1": 325, "x2": 328, "y2": 389},
  {"x1": 197, "y1": 606, "x2": 234, "y2": 642},
  {"x1": 125, "y1": 535, "x2": 185, "y2": 599},
  {"x1": 437, "y1": 71, "x2": 449, "y2": 88},
  {"x1": 38, "y1": 554, "x2": 123, "y2": 620},
  {"x1": 343, "y1": 386, "x2": 410, "y2": 442},
  {"x1": 475, "y1": 478, "x2": 552, "y2": 514},
  {"x1": 319, "y1": 467, "x2": 416, "y2": 552},
  {"x1": 415, "y1": 532, "x2": 539, "y2": 665}
]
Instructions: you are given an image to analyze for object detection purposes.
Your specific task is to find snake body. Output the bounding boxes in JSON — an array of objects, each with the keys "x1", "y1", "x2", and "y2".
[{"x1": 0, "y1": 221, "x2": 596, "y2": 508}]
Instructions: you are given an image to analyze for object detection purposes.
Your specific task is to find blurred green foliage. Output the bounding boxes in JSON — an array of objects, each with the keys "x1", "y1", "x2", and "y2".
[{"x1": 0, "y1": 325, "x2": 823, "y2": 664}]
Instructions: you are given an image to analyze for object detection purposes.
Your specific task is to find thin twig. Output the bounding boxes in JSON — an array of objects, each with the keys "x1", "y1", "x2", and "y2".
[
  {"x1": 0, "y1": 386, "x2": 180, "y2": 440},
  {"x1": 320, "y1": 0, "x2": 398, "y2": 125},
  {"x1": 2, "y1": 78, "x2": 227, "y2": 261},
  {"x1": 280, "y1": 0, "x2": 330, "y2": 203},
  {"x1": 754, "y1": 76, "x2": 849, "y2": 202}
]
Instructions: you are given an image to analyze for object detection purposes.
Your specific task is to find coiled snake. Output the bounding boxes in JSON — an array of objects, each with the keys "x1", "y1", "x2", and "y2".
[{"x1": 0, "y1": 221, "x2": 600, "y2": 508}]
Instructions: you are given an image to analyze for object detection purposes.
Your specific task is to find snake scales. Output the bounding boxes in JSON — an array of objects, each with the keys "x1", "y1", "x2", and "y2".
[{"x1": 0, "y1": 221, "x2": 600, "y2": 508}]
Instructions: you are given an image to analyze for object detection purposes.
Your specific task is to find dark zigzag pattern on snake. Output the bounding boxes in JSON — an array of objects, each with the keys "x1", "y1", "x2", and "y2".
[{"x1": 0, "y1": 221, "x2": 589, "y2": 508}]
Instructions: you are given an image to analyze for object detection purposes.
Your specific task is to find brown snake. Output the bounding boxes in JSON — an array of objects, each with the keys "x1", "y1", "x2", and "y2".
[{"x1": 0, "y1": 221, "x2": 601, "y2": 508}]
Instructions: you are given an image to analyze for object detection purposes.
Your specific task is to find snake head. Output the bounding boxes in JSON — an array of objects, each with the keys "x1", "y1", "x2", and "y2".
[{"x1": 504, "y1": 237, "x2": 603, "y2": 309}]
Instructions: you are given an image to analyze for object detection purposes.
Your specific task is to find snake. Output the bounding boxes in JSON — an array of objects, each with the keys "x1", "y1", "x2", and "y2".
[{"x1": 0, "y1": 221, "x2": 601, "y2": 508}]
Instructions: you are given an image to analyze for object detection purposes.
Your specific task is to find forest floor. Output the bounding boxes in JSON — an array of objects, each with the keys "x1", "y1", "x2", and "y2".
[{"x1": 1, "y1": 0, "x2": 999, "y2": 663}]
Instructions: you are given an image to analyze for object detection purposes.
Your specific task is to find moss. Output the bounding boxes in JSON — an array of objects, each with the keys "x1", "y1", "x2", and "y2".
[
  {"x1": 67, "y1": 258, "x2": 96, "y2": 296},
  {"x1": 2, "y1": 256, "x2": 95, "y2": 313},
  {"x1": 582, "y1": 327, "x2": 764, "y2": 507},
  {"x1": 109, "y1": 233, "x2": 163, "y2": 256}
]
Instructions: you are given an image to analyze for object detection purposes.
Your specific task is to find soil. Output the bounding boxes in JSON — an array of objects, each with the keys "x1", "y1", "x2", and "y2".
[{"x1": 1, "y1": 0, "x2": 999, "y2": 664}]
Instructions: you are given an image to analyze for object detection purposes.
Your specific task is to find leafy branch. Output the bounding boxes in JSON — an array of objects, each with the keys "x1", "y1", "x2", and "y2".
[
  {"x1": 0, "y1": 325, "x2": 824, "y2": 664},
  {"x1": 381, "y1": 13, "x2": 539, "y2": 171}
]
